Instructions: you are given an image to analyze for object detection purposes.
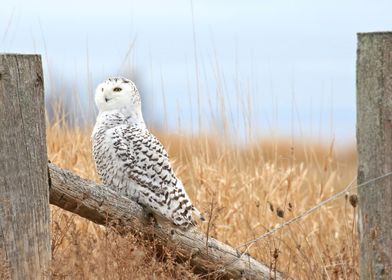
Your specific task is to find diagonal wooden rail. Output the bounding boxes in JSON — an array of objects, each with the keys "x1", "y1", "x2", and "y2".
[{"x1": 48, "y1": 162, "x2": 287, "y2": 280}]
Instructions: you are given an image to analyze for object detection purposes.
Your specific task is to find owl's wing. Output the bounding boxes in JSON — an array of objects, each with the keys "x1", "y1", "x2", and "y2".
[
  {"x1": 112, "y1": 124, "x2": 202, "y2": 227},
  {"x1": 113, "y1": 124, "x2": 175, "y2": 191}
]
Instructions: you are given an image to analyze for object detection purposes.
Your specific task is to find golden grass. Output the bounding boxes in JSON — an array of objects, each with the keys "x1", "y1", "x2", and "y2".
[{"x1": 47, "y1": 116, "x2": 358, "y2": 279}]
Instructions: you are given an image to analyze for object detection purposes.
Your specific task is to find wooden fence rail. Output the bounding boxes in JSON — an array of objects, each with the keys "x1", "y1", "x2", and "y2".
[{"x1": 48, "y1": 163, "x2": 285, "y2": 279}]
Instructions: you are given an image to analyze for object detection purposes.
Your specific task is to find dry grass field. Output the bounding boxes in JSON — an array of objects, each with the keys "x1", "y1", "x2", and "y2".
[{"x1": 46, "y1": 113, "x2": 358, "y2": 279}]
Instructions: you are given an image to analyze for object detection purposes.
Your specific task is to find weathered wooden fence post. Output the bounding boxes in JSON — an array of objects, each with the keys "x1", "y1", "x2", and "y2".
[
  {"x1": 357, "y1": 32, "x2": 392, "y2": 279},
  {"x1": 0, "y1": 54, "x2": 51, "y2": 279}
]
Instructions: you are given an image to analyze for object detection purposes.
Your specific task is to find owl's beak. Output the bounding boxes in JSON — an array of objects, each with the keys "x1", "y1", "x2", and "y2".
[{"x1": 105, "y1": 97, "x2": 109, "y2": 102}]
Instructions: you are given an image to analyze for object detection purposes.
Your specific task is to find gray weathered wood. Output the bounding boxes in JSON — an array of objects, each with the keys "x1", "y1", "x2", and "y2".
[
  {"x1": 357, "y1": 32, "x2": 392, "y2": 279},
  {"x1": 0, "y1": 54, "x2": 51, "y2": 279},
  {"x1": 48, "y1": 162, "x2": 286, "y2": 280}
]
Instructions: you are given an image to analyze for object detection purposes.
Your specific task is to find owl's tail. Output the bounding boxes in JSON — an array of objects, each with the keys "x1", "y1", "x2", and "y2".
[{"x1": 192, "y1": 206, "x2": 205, "y2": 222}]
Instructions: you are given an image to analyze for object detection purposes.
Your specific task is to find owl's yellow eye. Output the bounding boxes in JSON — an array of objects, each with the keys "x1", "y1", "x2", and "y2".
[{"x1": 113, "y1": 87, "x2": 122, "y2": 92}]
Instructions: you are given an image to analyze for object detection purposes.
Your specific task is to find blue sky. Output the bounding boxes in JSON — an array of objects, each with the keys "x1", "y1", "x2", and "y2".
[{"x1": 2, "y1": 0, "x2": 392, "y2": 144}]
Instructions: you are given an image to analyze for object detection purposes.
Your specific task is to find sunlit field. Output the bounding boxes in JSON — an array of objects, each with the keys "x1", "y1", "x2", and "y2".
[{"x1": 47, "y1": 105, "x2": 358, "y2": 279}]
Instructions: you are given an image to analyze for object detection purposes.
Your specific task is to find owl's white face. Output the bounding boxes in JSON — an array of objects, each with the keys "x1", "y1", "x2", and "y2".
[{"x1": 95, "y1": 77, "x2": 141, "y2": 112}]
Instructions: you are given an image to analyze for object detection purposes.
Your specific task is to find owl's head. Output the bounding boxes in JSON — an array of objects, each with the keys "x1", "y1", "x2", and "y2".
[{"x1": 95, "y1": 77, "x2": 141, "y2": 112}]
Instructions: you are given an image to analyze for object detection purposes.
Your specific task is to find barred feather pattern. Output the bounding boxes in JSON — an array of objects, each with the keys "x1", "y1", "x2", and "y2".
[{"x1": 92, "y1": 111, "x2": 202, "y2": 228}]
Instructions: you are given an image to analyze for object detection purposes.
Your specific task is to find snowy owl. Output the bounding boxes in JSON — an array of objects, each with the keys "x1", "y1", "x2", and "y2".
[{"x1": 92, "y1": 77, "x2": 204, "y2": 228}]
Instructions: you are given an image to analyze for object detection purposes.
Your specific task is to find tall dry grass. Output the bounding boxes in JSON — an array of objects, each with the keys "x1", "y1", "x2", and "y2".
[{"x1": 47, "y1": 111, "x2": 358, "y2": 279}]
